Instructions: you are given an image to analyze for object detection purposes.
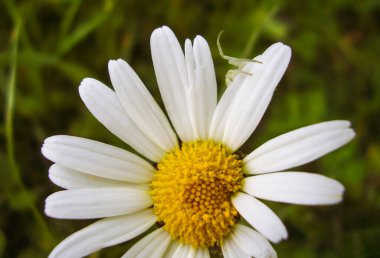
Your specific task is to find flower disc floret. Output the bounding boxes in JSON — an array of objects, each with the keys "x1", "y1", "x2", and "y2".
[{"x1": 151, "y1": 141, "x2": 243, "y2": 247}]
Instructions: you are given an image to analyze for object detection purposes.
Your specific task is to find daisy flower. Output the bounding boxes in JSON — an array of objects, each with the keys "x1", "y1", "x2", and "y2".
[{"x1": 42, "y1": 26, "x2": 355, "y2": 258}]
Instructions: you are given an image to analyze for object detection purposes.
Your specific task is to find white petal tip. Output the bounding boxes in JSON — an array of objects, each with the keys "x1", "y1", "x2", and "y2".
[
  {"x1": 270, "y1": 231, "x2": 288, "y2": 244},
  {"x1": 44, "y1": 196, "x2": 56, "y2": 218},
  {"x1": 108, "y1": 59, "x2": 117, "y2": 69},
  {"x1": 151, "y1": 26, "x2": 168, "y2": 37},
  {"x1": 42, "y1": 135, "x2": 57, "y2": 144},
  {"x1": 151, "y1": 26, "x2": 175, "y2": 43},
  {"x1": 78, "y1": 78, "x2": 95, "y2": 95},
  {"x1": 347, "y1": 128, "x2": 356, "y2": 140}
]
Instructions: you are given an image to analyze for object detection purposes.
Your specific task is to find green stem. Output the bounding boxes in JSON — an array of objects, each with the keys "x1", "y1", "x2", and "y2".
[
  {"x1": 5, "y1": 12, "x2": 21, "y2": 187},
  {"x1": 5, "y1": 18, "x2": 55, "y2": 252},
  {"x1": 242, "y1": 2, "x2": 279, "y2": 58}
]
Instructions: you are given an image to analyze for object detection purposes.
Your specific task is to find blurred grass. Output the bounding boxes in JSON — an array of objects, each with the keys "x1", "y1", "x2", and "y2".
[{"x1": 1, "y1": 0, "x2": 379, "y2": 257}]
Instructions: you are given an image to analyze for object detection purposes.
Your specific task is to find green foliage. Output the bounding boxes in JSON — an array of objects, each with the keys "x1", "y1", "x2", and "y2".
[{"x1": 1, "y1": 0, "x2": 379, "y2": 257}]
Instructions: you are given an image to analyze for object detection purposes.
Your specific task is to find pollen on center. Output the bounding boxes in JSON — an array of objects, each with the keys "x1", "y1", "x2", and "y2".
[{"x1": 150, "y1": 140, "x2": 243, "y2": 247}]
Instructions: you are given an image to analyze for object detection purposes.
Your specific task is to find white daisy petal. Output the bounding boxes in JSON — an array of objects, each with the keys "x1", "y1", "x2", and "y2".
[
  {"x1": 122, "y1": 227, "x2": 171, "y2": 258},
  {"x1": 151, "y1": 26, "x2": 192, "y2": 141},
  {"x1": 183, "y1": 245, "x2": 197, "y2": 258},
  {"x1": 197, "y1": 247, "x2": 210, "y2": 258},
  {"x1": 232, "y1": 224, "x2": 277, "y2": 258},
  {"x1": 108, "y1": 59, "x2": 178, "y2": 152},
  {"x1": 45, "y1": 187, "x2": 152, "y2": 219},
  {"x1": 42, "y1": 135, "x2": 155, "y2": 183},
  {"x1": 231, "y1": 192, "x2": 288, "y2": 243},
  {"x1": 151, "y1": 26, "x2": 217, "y2": 141},
  {"x1": 243, "y1": 172, "x2": 345, "y2": 205},
  {"x1": 222, "y1": 235, "x2": 249, "y2": 258},
  {"x1": 209, "y1": 42, "x2": 291, "y2": 151},
  {"x1": 190, "y1": 246, "x2": 210, "y2": 258},
  {"x1": 244, "y1": 120, "x2": 355, "y2": 174},
  {"x1": 48, "y1": 209, "x2": 156, "y2": 258},
  {"x1": 247, "y1": 120, "x2": 350, "y2": 157},
  {"x1": 48, "y1": 164, "x2": 149, "y2": 190},
  {"x1": 163, "y1": 240, "x2": 181, "y2": 258},
  {"x1": 220, "y1": 240, "x2": 234, "y2": 258},
  {"x1": 171, "y1": 244, "x2": 187, "y2": 257},
  {"x1": 79, "y1": 78, "x2": 164, "y2": 162},
  {"x1": 185, "y1": 36, "x2": 217, "y2": 139},
  {"x1": 161, "y1": 242, "x2": 209, "y2": 258},
  {"x1": 172, "y1": 244, "x2": 201, "y2": 258}
]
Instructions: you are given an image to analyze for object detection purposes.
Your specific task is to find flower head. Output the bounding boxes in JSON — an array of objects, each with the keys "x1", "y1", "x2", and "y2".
[{"x1": 42, "y1": 26, "x2": 355, "y2": 258}]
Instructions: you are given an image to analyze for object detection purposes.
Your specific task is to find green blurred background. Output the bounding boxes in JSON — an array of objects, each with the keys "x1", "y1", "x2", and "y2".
[{"x1": 1, "y1": 0, "x2": 380, "y2": 257}]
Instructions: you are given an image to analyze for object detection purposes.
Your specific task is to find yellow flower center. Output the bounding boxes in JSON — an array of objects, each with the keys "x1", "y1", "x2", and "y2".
[{"x1": 150, "y1": 141, "x2": 243, "y2": 247}]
